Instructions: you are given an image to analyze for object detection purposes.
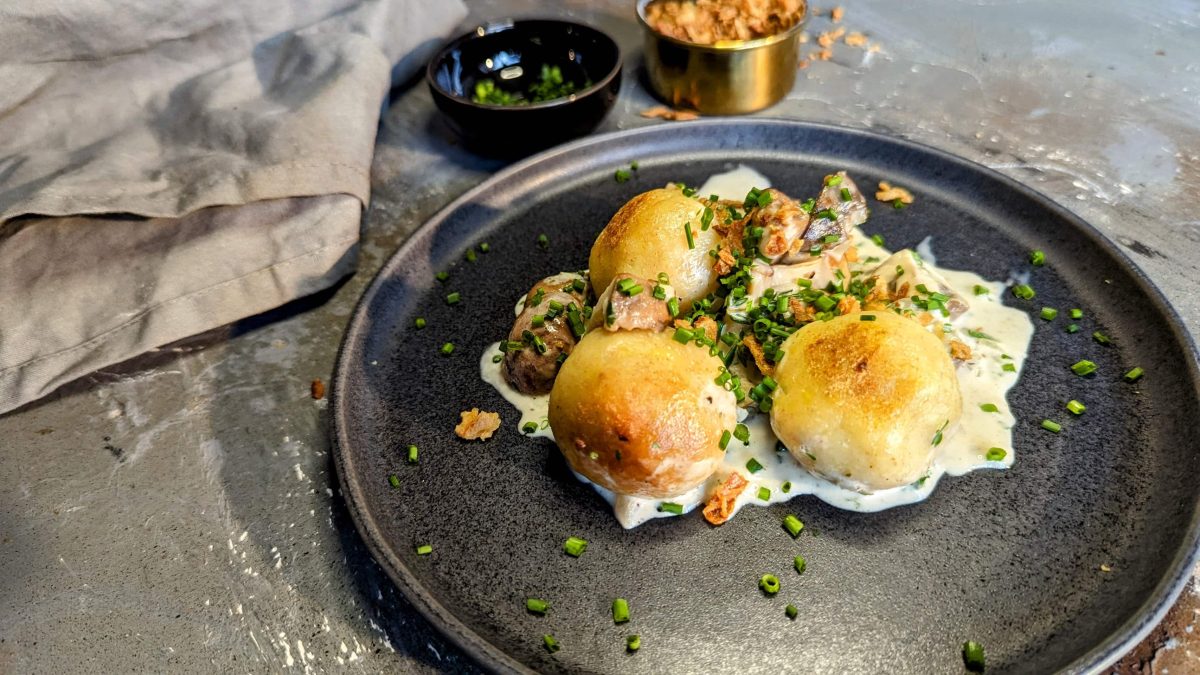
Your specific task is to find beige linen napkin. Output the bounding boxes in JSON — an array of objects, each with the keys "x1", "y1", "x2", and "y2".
[{"x1": 0, "y1": 0, "x2": 467, "y2": 414}]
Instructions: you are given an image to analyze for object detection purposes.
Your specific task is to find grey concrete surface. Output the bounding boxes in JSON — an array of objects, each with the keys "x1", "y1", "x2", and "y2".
[{"x1": 2, "y1": 0, "x2": 1198, "y2": 672}]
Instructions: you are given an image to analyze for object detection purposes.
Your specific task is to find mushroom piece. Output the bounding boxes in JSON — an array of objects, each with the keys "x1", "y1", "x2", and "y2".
[
  {"x1": 501, "y1": 272, "x2": 588, "y2": 395},
  {"x1": 586, "y1": 273, "x2": 675, "y2": 333}
]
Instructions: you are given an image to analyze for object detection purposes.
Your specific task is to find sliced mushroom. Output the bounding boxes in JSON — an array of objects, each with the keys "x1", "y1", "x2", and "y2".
[{"x1": 587, "y1": 273, "x2": 674, "y2": 333}]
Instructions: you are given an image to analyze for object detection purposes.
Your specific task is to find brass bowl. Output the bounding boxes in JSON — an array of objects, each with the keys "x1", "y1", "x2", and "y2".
[{"x1": 636, "y1": 0, "x2": 806, "y2": 115}]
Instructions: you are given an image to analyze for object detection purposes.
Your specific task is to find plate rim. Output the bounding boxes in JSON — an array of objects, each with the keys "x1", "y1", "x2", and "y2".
[{"x1": 330, "y1": 118, "x2": 1200, "y2": 674}]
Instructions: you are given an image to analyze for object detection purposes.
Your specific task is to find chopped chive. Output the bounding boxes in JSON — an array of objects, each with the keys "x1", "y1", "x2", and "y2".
[
  {"x1": 893, "y1": 198, "x2": 906, "y2": 209},
  {"x1": 407, "y1": 445, "x2": 419, "y2": 464},
  {"x1": 657, "y1": 502, "x2": 684, "y2": 515},
  {"x1": 1030, "y1": 250, "x2": 1046, "y2": 266},
  {"x1": 980, "y1": 403, "x2": 999, "y2": 413},
  {"x1": 672, "y1": 327, "x2": 694, "y2": 344},
  {"x1": 652, "y1": 284, "x2": 667, "y2": 300},
  {"x1": 435, "y1": 271, "x2": 449, "y2": 282},
  {"x1": 1002, "y1": 363, "x2": 1017, "y2": 373},
  {"x1": 1093, "y1": 331, "x2": 1111, "y2": 345},
  {"x1": 415, "y1": 544, "x2": 432, "y2": 555},
  {"x1": 563, "y1": 536, "x2": 587, "y2": 557},
  {"x1": 684, "y1": 222, "x2": 695, "y2": 249},
  {"x1": 492, "y1": 354, "x2": 503, "y2": 363},
  {"x1": 1071, "y1": 359, "x2": 1097, "y2": 376},
  {"x1": 746, "y1": 458, "x2": 764, "y2": 474},
  {"x1": 465, "y1": 248, "x2": 477, "y2": 263},
  {"x1": 781, "y1": 481, "x2": 792, "y2": 493},
  {"x1": 440, "y1": 342, "x2": 454, "y2": 356},
  {"x1": 823, "y1": 233, "x2": 842, "y2": 244},
  {"x1": 531, "y1": 314, "x2": 545, "y2": 329},
  {"x1": 537, "y1": 233, "x2": 549, "y2": 249},
  {"x1": 630, "y1": 161, "x2": 639, "y2": 171},
  {"x1": 968, "y1": 329, "x2": 995, "y2": 340},
  {"x1": 825, "y1": 175, "x2": 843, "y2": 187},
  {"x1": 1070, "y1": 308, "x2": 1083, "y2": 319},
  {"x1": 614, "y1": 168, "x2": 631, "y2": 183},
  {"x1": 1124, "y1": 366, "x2": 1144, "y2": 382},
  {"x1": 757, "y1": 487, "x2": 771, "y2": 501},
  {"x1": 1012, "y1": 284, "x2": 1036, "y2": 300},
  {"x1": 870, "y1": 234, "x2": 885, "y2": 247},
  {"x1": 446, "y1": 292, "x2": 461, "y2": 305},
  {"x1": 962, "y1": 641, "x2": 986, "y2": 672},
  {"x1": 786, "y1": 604, "x2": 798, "y2": 620},
  {"x1": 526, "y1": 598, "x2": 549, "y2": 615},
  {"x1": 759, "y1": 574, "x2": 781, "y2": 595},
  {"x1": 733, "y1": 423, "x2": 750, "y2": 444},
  {"x1": 626, "y1": 284, "x2": 643, "y2": 296},
  {"x1": 973, "y1": 284, "x2": 989, "y2": 296},
  {"x1": 388, "y1": 474, "x2": 400, "y2": 488},
  {"x1": 986, "y1": 447, "x2": 1007, "y2": 461},
  {"x1": 1066, "y1": 399, "x2": 1086, "y2": 415},
  {"x1": 1040, "y1": 307, "x2": 1058, "y2": 321},
  {"x1": 414, "y1": 317, "x2": 427, "y2": 329},
  {"x1": 783, "y1": 514, "x2": 804, "y2": 538},
  {"x1": 626, "y1": 635, "x2": 640, "y2": 652},
  {"x1": 612, "y1": 598, "x2": 630, "y2": 624},
  {"x1": 666, "y1": 296, "x2": 680, "y2": 317},
  {"x1": 571, "y1": 277, "x2": 586, "y2": 293},
  {"x1": 480, "y1": 242, "x2": 490, "y2": 253},
  {"x1": 1041, "y1": 419, "x2": 1062, "y2": 433},
  {"x1": 932, "y1": 419, "x2": 949, "y2": 447},
  {"x1": 719, "y1": 430, "x2": 732, "y2": 451},
  {"x1": 530, "y1": 288, "x2": 545, "y2": 306},
  {"x1": 543, "y1": 635, "x2": 560, "y2": 653},
  {"x1": 794, "y1": 555, "x2": 807, "y2": 574},
  {"x1": 840, "y1": 187, "x2": 852, "y2": 202},
  {"x1": 701, "y1": 206, "x2": 714, "y2": 230},
  {"x1": 1066, "y1": 323, "x2": 1080, "y2": 334},
  {"x1": 860, "y1": 314, "x2": 876, "y2": 321}
]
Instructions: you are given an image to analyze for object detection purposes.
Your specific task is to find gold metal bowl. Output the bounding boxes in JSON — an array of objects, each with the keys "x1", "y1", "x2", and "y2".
[{"x1": 636, "y1": 0, "x2": 806, "y2": 115}]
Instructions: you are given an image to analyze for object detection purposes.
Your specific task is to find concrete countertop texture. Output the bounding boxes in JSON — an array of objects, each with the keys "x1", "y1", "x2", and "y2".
[{"x1": 2, "y1": 0, "x2": 1198, "y2": 672}]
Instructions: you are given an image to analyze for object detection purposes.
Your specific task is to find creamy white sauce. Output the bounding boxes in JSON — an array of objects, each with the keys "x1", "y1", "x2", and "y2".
[{"x1": 479, "y1": 166, "x2": 1034, "y2": 528}]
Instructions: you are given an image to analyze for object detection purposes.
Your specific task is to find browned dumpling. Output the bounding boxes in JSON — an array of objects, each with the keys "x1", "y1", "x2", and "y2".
[
  {"x1": 548, "y1": 329, "x2": 737, "y2": 498},
  {"x1": 589, "y1": 187, "x2": 721, "y2": 312},
  {"x1": 771, "y1": 311, "x2": 963, "y2": 490}
]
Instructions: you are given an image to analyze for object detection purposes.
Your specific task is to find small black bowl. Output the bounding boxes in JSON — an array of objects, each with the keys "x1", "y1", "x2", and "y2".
[{"x1": 426, "y1": 19, "x2": 622, "y2": 157}]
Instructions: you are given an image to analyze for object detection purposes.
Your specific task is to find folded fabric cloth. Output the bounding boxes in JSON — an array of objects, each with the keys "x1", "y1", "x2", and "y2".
[{"x1": 0, "y1": 0, "x2": 468, "y2": 414}]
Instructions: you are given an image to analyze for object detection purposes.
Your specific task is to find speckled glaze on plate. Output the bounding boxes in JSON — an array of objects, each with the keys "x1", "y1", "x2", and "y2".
[{"x1": 331, "y1": 120, "x2": 1200, "y2": 674}]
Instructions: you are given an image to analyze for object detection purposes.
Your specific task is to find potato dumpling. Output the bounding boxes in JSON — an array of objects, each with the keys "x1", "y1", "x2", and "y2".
[
  {"x1": 770, "y1": 311, "x2": 963, "y2": 491},
  {"x1": 589, "y1": 188, "x2": 721, "y2": 311},
  {"x1": 548, "y1": 329, "x2": 737, "y2": 498}
]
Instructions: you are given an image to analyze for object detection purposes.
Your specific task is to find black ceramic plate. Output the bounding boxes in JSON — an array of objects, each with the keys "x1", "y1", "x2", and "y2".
[{"x1": 332, "y1": 120, "x2": 1200, "y2": 674}]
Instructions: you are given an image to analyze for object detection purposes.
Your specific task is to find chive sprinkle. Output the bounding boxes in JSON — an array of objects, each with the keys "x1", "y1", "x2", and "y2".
[
  {"x1": 1071, "y1": 360, "x2": 1097, "y2": 376},
  {"x1": 794, "y1": 555, "x2": 807, "y2": 574},
  {"x1": 860, "y1": 314, "x2": 876, "y2": 321},
  {"x1": 614, "y1": 168, "x2": 631, "y2": 183},
  {"x1": 612, "y1": 598, "x2": 630, "y2": 624},
  {"x1": 786, "y1": 604, "x2": 798, "y2": 620},
  {"x1": 407, "y1": 445, "x2": 419, "y2": 464},
  {"x1": 1012, "y1": 284, "x2": 1036, "y2": 300},
  {"x1": 522, "y1": 421, "x2": 538, "y2": 434},
  {"x1": 492, "y1": 354, "x2": 503, "y2": 363},
  {"x1": 563, "y1": 536, "x2": 587, "y2": 557},
  {"x1": 1041, "y1": 419, "x2": 1062, "y2": 433},
  {"x1": 980, "y1": 403, "x2": 999, "y2": 413},
  {"x1": 537, "y1": 233, "x2": 549, "y2": 248},
  {"x1": 840, "y1": 187, "x2": 852, "y2": 202},
  {"x1": 440, "y1": 342, "x2": 454, "y2": 356},
  {"x1": 746, "y1": 458, "x2": 764, "y2": 473},
  {"x1": 672, "y1": 327, "x2": 693, "y2": 344},
  {"x1": 1030, "y1": 250, "x2": 1046, "y2": 266},
  {"x1": 657, "y1": 502, "x2": 684, "y2": 515},
  {"x1": 986, "y1": 447, "x2": 1007, "y2": 461},
  {"x1": 465, "y1": 248, "x2": 477, "y2": 263},
  {"x1": 480, "y1": 242, "x2": 490, "y2": 253},
  {"x1": 684, "y1": 222, "x2": 695, "y2": 249},
  {"x1": 733, "y1": 423, "x2": 750, "y2": 444},
  {"x1": 414, "y1": 317, "x2": 426, "y2": 329},
  {"x1": 1002, "y1": 363, "x2": 1017, "y2": 373},
  {"x1": 1066, "y1": 399, "x2": 1086, "y2": 415},
  {"x1": 526, "y1": 598, "x2": 549, "y2": 615},
  {"x1": 1066, "y1": 323, "x2": 1080, "y2": 334},
  {"x1": 783, "y1": 514, "x2": 804, "y2": 538},
  {"x1": 1040, "y1": 307, "x2": 1058, "y2": 321},
  {"x1": 759, "y1": 574, "x2": 781, "y2": 595},
  {"x1": 962, "y1": 641, "x2": 986, "y2": 672},
  {"x1": 825, "y1": 175, "x2": 843, "y2": 187},
  {"x1": 445, "y1": 292, "x2": 461, "y2": 305},
  {"x1": 435, "y1": 271, "x2": 449, "y2": 282},
  {"x1": 719, "y1": 429, "x2": 732, "y2": 451},
  {"x1": 1070, "y1": 308, "x2": 1083, "y2": 319},
  {"x1": 757, "y1": 487, "x2": 771, "y2": 501},
  {"x1": 666, "y1": 296, "x2": 680, "y2": 317},
  {"x1": 1093, "y1": 331, "x2": 1111, "y2": 345},
  {"x1": 543, "y1": 635, "x2": 560, "y2": 653},
  {"x1": 388, "y1": 474, "x2": 400, "y2": 488},
  {"x1": 871, "y1": 234, "x2": 885, "y2": 247},
  {"x1": 973, "y1": 284, "x2": 989, "y2": 296},
  {"x1": 626, "y1": 635, "x2": 640, "y2": 652},
  {"x1": 415, "y1": 544, "x2": 432, "y2": 555},
  {"x1": 1124, "y1": 366, "x2": 1144, "y2": 382},
  {"x1": 781, "y1": 481, "x2": 792, "y2": 493}
]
